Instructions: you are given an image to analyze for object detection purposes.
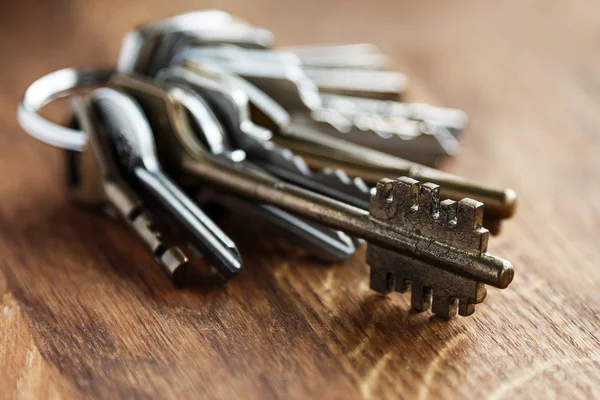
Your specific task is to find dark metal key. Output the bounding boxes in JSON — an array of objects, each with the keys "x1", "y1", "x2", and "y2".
[
  {"x1": 68, "y1": 97, "x2": 189, "y2": 284},
  {"x1": 91, "y1": 88, "x2": 242, "y2": 280}
]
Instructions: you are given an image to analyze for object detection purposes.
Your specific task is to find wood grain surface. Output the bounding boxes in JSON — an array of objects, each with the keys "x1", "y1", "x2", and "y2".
[{"x1": 1, "y1": 0, "x2": 600, "y2": 399}]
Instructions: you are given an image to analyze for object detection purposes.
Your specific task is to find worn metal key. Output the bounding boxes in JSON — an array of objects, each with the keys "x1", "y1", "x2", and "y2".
[
  {"x1": 106, "y1": 75, "x2": 513, "y2": 317},
  {"x1": 67, "y1": 97, "x2": 189, "y2": 283},
  {"x1": 118, "y1": 10, "x2": 273, "y2": 77}
]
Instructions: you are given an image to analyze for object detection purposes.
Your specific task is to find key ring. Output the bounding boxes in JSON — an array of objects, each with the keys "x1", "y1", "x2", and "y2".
[{"x1": 18, "y1": 67, "x2": 114, "y2": 151}]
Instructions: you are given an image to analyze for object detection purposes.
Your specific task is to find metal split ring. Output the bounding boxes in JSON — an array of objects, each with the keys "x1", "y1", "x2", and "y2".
[{"x1": 17, "y1": 68, "x2": 114, "y2": 151}]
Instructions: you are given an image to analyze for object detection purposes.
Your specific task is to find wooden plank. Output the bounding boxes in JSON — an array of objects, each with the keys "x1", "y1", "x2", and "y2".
[{"x1": 1, "y1": 0, "x2": 599, "y2": 398}]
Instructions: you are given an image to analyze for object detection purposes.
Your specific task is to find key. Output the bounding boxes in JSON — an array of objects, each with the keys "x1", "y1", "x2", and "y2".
[
  {"x1": 176, "y1": 47, "x2": 406, "y2": 103},
  {"x1": 67, "y1": 97, "x2": 189, "y2": 284},
  {"x1": 101, "y1": 76, "x2": 514, "y2": 317},
  {"x1": 118, "y1": 10, "x2": 273, "y2": 76},
  {"x1": 90, "y1": 87, "x2": 242, "y2": 280},
  {"x1": 162, "y1": 64, "x2": 516, "y2": 234},
  {"x1": 183, "y1": 88, "x2": 357, "y2": 262},
  {"x1": 278, "y1": 43, "x2": 390, "y2": 69},
  {"x1": 292, "y1": 112, "x2": 459, "y2": 167},
  {"x1": 176, "y1": 57, "x2": 456, "y2": 164},
  {"x1": 182, "y1": 46, "x2": 407, "y2": 99},
  {"x1": 301, "y1": 67, "x2": 407, "y2": 100},
  {"x1": 319, "y1": 93, "x2": 468, "y2": 139}
]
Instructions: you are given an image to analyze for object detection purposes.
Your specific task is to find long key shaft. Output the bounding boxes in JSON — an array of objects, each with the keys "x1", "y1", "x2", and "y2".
[{"x1": 179, "y1": 155, "x2": 512, "y2": 289}]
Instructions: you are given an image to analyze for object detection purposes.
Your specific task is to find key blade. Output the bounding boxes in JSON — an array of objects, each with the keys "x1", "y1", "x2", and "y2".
[
  {"x1": 203, "y1": 189, "x2": 356, "y2": 263},
  {"x1": 319, "y1": 94, "x2": 469, "y2": 137},
  {"x1": 280, "y1": 43, "x2": 390, "y2": 69},
  {"x1": 301, "y1": 68, "x2": 407, "y2": 100},
  {"x1": 136, "y1": 168, "x2": 242, "y2": 279},
  {"x1": 248, "y1": 139, "x2": 371, "y2": 210},
  {"x1": 295, "y1": 112, "x2": 459, "y2": 166},
  {"x1": 118, "y1": 10, "x2": 273, "y2": 76}
]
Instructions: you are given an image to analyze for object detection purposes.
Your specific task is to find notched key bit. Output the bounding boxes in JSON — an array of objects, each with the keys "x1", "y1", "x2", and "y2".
[
  {"x1": 366, "y1": 177, "x2": 510, "y2": 317},
  {"x1": 104, "y1": 180, "x2": 189, "y2": 281}
]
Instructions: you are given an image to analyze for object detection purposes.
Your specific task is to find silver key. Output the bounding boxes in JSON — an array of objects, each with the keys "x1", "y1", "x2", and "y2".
[
  {"x1": 183, "y1": 45, "x2": 406, "y2": 98},
  {"x1": 91, "y1": 87, "x2": 242, "y2": 280},
  {"x1": 279, "y1": 43, "x2": 390, "y2": 69},
  {"x1": 301, "y1": 67, "x2": 407, "y2": 100},
  {"x1": 176, "y1": 57, "x2": 456, "y2": 162},
  {"x1": 319, "y1": 93, "x2": 468, "y2": 138},
  {"x1": 176, "y1": 46, "x2": 406, "y2": 101},
  {"x1": 118, "y1": 10, "x2": 273, "y2": 76}
]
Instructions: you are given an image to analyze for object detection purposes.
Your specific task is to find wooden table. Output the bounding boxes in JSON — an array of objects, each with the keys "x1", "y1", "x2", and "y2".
[{"x1": 2, "y1": 1, "x2": 599, "y2": 398}]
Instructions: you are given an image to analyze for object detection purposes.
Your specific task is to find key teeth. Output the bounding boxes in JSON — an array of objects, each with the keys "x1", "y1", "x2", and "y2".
[
  {"x1": 439, "y1": 199, "x2": 458, "y2": 224},
  {"x1": 370, "y1": 178, "x2": 490, "y2": 253},
  {"x1": 393, "y1": 177, "x2": 420, "y2": 212},
  {"x1": 458, "y1": 302, "x2": 476, "y2": 317},
  {"x1": 318, "y1": 168, "x2": 372, "y2": 199},
  {"x1": 370, "y1": 178, "x2": 396, "y2": 219},
  {"x1": 418, "y1": 182, "x2": 440, "y2": 217},
  {"x1": 369, "y1": 269, "x2": 395, "y2": 294},
  {"x1": 457, "y1": 198, "x2": 485, "y2": 230},
  {"x1": 431, "y1": 296, "x2": 459, "y2": 319},
  {"x1": 329, "y1": 168, "x2": 350, "y2": 184},
  {"x1": 411, "y1": 286, "x2": 432, "y2": 312},
  {"x1": 424, "y1": 295, "x2": 482, "y2": 318},
  {"x1": 131, "y1": 213, "x2": 163, "y2": 254},
  {"x1": 395, "y1": 278, "x2": 411, "y2": 293}
]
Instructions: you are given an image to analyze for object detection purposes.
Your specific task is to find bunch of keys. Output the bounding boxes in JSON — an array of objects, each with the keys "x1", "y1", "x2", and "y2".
[{"x1": 18, "y1": 10, "x2": 516, "y2": 318}]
